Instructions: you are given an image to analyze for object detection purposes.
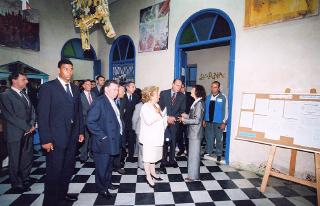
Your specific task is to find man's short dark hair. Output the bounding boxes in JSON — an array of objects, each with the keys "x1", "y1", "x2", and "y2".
[
  {"x1": 95, "y1": 75, "x2": 105, "y2": 81},
  {"x1": 211, "y1": 81, "x2": 220, "y2": 88},
  {"x1": 104, "y1": 80, "x2": 118, "y2": 87},
  {"x1": 58, "y1": 59, "x2": 73, "y2": 68},
  {"x1": 90, "y1": 80, "x2": 95, "y2": 83},
  {"x1": 83, "y1": 79, "x2": 92, "y2": 84},
  {"x1": 173, "y1": 78, "x2": 182, "y2": 84},
  {"x1": 8, "y1": 71, "x2": 26, "y2": 85},
  {"x1": 126, "y1": 81, "x2": 135, "y2": 87}
]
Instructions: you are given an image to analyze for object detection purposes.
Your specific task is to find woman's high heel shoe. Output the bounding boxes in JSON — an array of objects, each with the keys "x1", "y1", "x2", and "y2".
[
  {"x1": 151, "y1": 174, "x2": 163, "y2": 181},
  {"x1": 146, "y1": 179, "x2": 155, "y2": 188}
]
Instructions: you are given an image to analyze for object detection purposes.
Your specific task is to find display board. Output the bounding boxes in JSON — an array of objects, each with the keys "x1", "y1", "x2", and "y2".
[{"x1": 237, "y1": 92, "x2": 320, "y2": 153}]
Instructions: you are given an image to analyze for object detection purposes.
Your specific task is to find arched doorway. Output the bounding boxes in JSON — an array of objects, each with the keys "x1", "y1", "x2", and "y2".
[
  {"x1": 61, "y1": 38, "x2": 101, "y2": 80},
  {"x1": 175, "y1": 9, "x2": 236, "y2": 164},
  {"x1": 109, "y1": 35, "x2": 135, "y2": 83}
]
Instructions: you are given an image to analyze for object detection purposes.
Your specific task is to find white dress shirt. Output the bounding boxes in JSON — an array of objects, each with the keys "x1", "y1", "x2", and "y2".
[
  {"x1": 11, "y1": 86, "x2": 30, "y2": 105},
  {"x1": 106, "y1": 95, "x2": 123, "y2": 135},
  {"x1": 58, "y1": 76, "x2": 73, "y2": 96}
]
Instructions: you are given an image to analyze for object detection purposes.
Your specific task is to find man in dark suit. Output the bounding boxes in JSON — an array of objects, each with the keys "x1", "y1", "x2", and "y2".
[
  {"x1": 176, "y1": 83, "x2": 194, "y2": 156},
  {"x1": 79, "y1": 79, "x2": 96, "y2": 163},
  {"x1": 87, "y1": 80, "x2": 122, "y2": 199},
  {"x1": 159, "y1": 79, "x2": 186, "y2": 169},
  {"x1": 123, "y1": 81, "x2": 139, "y2": 162},
  {"x1": 0, "y1": 71, "x2": 36, "y2": 193},
  {"x1": 37, "y1": 59, "x2": 84, "y2": 206},
  {"x1": 91, "y1": 75, "x2": 105, "y2": 96},
  {"x1": 113, "y1": 84, "x2": 126, "y2": 174}
]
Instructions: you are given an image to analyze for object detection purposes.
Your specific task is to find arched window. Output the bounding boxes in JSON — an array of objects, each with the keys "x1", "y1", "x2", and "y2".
[
  {"x1": 109, "y1": 35, "x2": 135, "y2": 83},
  {"x1": 61, "y1": 38, "x2": 97, "y2": 60},
  {"x1": 61, "y1": 38, "x2": 101, "y2": 79},
  {"x1": 179, "y1": 13, "x2": 231, "y2": 46}
]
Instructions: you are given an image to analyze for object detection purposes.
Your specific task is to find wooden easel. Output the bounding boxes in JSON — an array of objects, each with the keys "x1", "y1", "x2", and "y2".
[{"x1": 260, "y1": 88, "x2": 320, "y2": 206}]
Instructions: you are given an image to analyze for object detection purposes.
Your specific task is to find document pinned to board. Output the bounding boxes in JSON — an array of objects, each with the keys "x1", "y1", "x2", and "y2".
[
  {"x1": 239, "y1": 111, "x2": 254, "y2": 128},
  {"x1": 241, "y1": 93, "x2": 256, "y2": 110}
]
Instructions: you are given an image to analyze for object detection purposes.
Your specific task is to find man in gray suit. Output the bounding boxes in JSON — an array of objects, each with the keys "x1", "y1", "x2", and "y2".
[
  {"x1": 159, "y1": 79, "x2": 186, "y2": 169},
  {"x1": 79, "y1": 79, "x2": 96, "y2": 163},
  {"x1": 0, "y1": 71, "x2": 36, "y2": 192}
]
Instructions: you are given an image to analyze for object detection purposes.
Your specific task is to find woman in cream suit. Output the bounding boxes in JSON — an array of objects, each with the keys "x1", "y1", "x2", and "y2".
[
  {"x1": 178, "y1": 85, "x2": 206, "y2": 181},
  {"x1": 139, "y1": 86, "x2": 167, "y2": 187}
]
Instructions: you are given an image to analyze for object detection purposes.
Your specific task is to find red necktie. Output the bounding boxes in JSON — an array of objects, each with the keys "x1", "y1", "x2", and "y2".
[{"x1": 171, "y1": 93, "x2": 176, "y2": 105}]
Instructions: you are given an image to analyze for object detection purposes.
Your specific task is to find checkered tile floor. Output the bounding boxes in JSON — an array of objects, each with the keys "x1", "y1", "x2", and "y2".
[{"x1": 0, "y1": 155, "x2": 317, "y2": 206}]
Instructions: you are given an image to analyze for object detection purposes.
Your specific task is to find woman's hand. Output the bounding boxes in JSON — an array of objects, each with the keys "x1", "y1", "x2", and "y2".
[{"x1": 181, "y1": 113, "x2": 188, "y2": 118}]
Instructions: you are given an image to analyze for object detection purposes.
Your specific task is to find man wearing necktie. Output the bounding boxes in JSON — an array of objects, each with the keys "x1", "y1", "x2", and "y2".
[
  {"x1": 159, "y1": 79, "x2": 186, "y2": 170},
  {"x1": 37, "y1": 59, "x2": 84, "y2": 206},
  {"x1": 79, "y1": 79, "x2": 97, "y2": 163},
  {"x1": 123, "y1": 81, "x2": 139, "y2": 162},
  {"x1": 113, "y1": 84, "x2": 126, "y2": 174},
  {"x1": 0, "y1": 71, "x2": 36, "y2": 193},
  {"x1": 87, "y1": 80, "x2": 122, "y2": 199}
]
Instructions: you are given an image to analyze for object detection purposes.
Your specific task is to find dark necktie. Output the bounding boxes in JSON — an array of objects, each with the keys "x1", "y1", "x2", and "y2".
[
  {"x1": 65, "y1": 84, "x2": 74, "y2": 122},
  {"x1": 171, "y1": 92, "x2": 176, "y2": 105},
  {"x1": 65, "y1": 84, "x2": 73, "y2": 99},
  {"x1": 116, "y1": 99, "x2": 120, "y2": 109},
  {"x1": 20, "y1": 91, "x2": 29, "y2": 106}
]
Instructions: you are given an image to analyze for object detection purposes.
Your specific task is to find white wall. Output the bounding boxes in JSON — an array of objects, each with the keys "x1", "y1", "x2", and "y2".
[
  {"x1": 0, "y1": 0, "x2": 100, "y2": 80},
  {"x1": 102, "y1": 0, "x2": 320, "y2": 178},
  {"x1": 186, "y1": 46, "x2": 230, "y2": 95}
]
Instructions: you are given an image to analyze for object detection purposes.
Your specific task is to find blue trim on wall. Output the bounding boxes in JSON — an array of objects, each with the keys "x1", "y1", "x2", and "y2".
[
  {"x1": 61, "y1": 38, "x2": 99, "y2": 79},
  {"x1": 174, "y1": 9, "x2": 236, "y2": 165},
  {"x1": 109, "y1": 35, "x2": 136, "y2": 81}
]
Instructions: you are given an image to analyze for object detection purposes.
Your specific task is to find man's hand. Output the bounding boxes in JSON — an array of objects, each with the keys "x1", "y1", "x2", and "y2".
[
  {"x1": 167, "y1": 116, "x2": 176, "y2": 124},
  {"x1": 42, "y1": 143, "x2": 54, "y2": 152},
  {"x1": 220, "y1": 123, "x2": 226, "y2": 130},
  {"x1": 79, "y1": 134, "x2": 85, "y2": 143},
  {"x1": 24, "y1": 126, "x2": 36, "y2": 136},
  {"x1": 202, "y1": 120, "x2": 206, "y2": 127}
]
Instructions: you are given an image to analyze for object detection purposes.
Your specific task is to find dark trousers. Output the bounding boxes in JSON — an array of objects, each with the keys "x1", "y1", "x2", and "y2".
[
  {"x1": 43, "y1": 140, "x2": 77, "y2": 206},
  {"x1": 161, "y1": 125, "x2": 178, "y2": 164},
  {"x1": 79, "y1": 127, "x2": 91, "y2": 161},
  {"x1": 125, "y1": 129, "x2": 136, "y2": 159},
  {"x1": 113, "y1": 135, "x2": 125, "y2": 170},
  {"x1": 93, "y1": 152, "x2": 113, "y2": 192},
  {"x1": 7, "y1": 134, "x2": 33, "y2": 188},
  {"x1": 177, "y1": 124, "x2": 189, "y2": 153}
]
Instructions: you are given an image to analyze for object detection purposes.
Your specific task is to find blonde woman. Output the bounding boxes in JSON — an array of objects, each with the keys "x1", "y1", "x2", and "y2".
[{"x1": 139, "y1": 86, "x2": 167, "y2": 187}]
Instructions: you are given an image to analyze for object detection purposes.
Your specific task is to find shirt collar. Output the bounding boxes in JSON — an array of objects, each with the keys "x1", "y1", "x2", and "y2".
[
  {"x1": 11, "y1": 86, "x2": 21, "y2": 94},
  {"x1": 57, "y1": 76, "x2": 70, "y2": 87}
]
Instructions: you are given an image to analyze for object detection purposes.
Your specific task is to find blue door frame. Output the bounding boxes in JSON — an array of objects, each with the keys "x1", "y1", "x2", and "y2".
[{"x1": 174, "y1": 9, "x2": 236, "y2": 164}]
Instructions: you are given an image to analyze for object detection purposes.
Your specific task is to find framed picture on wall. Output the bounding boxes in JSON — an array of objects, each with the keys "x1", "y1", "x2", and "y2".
[
  {"x1": 244, "y1": 0, "x2": 319, "y2": 28},
  {"x1": 138, "y1": 0, "x2": 170, "y2": 52},
  {"x1": 0, "y1": 0, "x2": 40, "y2": 51}
]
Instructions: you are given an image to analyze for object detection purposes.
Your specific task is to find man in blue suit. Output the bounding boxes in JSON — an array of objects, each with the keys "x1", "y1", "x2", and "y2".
[
  {"x1": 37, "y1": 59, "x2": 84, "y2": 206},
  {"x1": 87, "y1": 80, "x2": 122, "y2": 199}
]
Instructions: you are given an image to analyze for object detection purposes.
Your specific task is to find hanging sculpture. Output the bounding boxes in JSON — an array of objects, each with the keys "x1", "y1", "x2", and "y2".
[{"x1": 71, "y1": 0, "x2": 116, "y2": 50}]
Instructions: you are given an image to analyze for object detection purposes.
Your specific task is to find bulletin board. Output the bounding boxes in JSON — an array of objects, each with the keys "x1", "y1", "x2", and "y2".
[{"x1": 236, "y1": 93, "x2": 320, "y2": 153}]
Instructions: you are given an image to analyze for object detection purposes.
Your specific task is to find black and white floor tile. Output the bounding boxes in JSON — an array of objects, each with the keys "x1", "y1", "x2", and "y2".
[{"x1": 0, "y1": 155, "x2": 317, "y2": 206}]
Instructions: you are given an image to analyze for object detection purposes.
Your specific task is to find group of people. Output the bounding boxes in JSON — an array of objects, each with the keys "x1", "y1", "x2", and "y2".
[{"x1": 0, "y1": 58, "x2": 228, "y2": 205}]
